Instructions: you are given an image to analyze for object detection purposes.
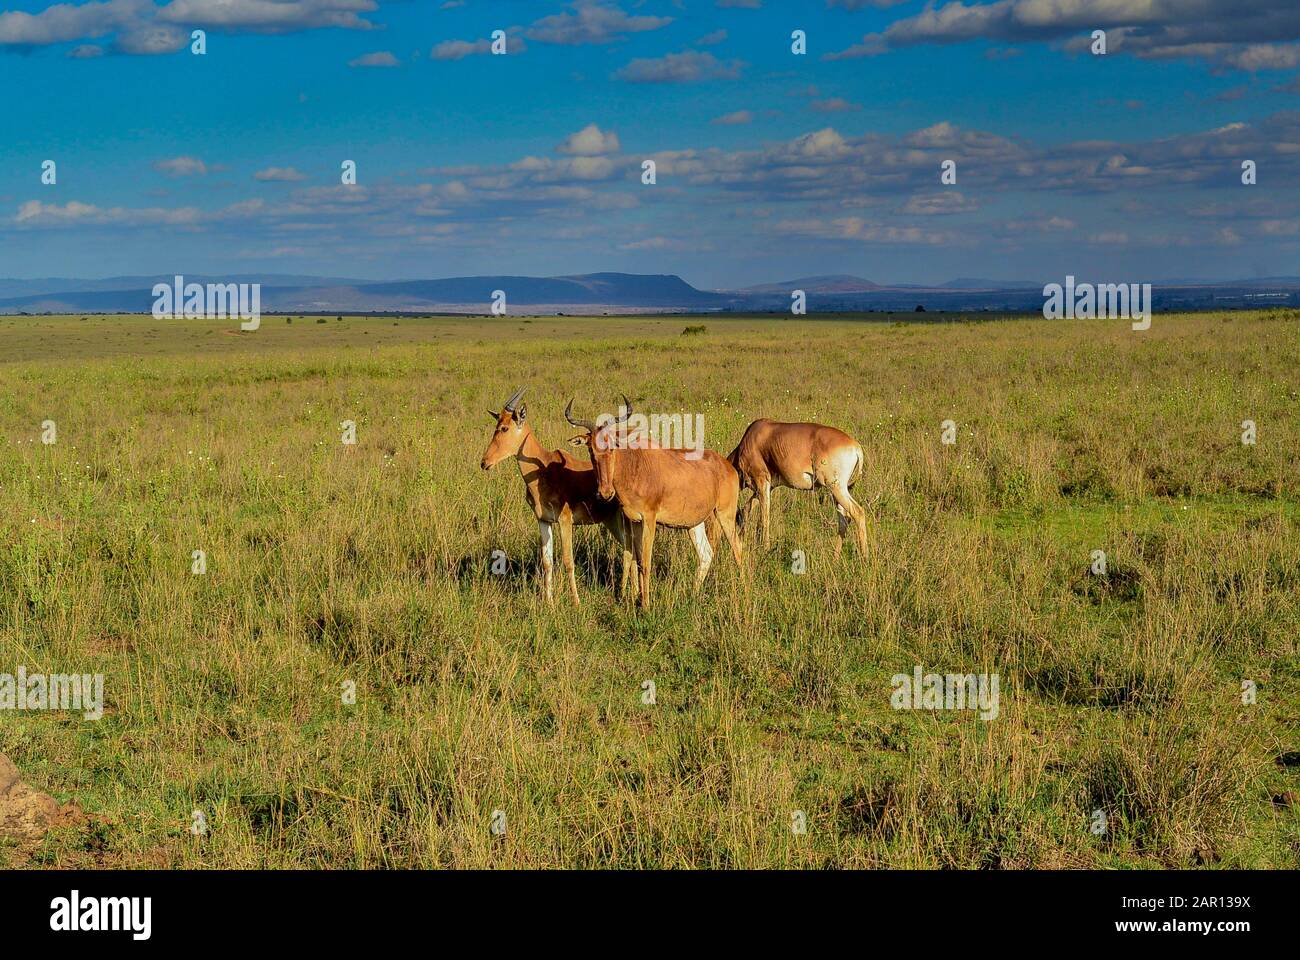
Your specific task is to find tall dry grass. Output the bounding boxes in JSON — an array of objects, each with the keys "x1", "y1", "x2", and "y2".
[{"x1": 0, "y1": 310, "x2": 1296, "y2": 868}]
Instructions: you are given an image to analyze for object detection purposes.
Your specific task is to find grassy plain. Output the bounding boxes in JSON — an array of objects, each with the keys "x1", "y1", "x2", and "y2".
[{"x1": 0, "y1": 309, "x2": 1297, "y2": 868}]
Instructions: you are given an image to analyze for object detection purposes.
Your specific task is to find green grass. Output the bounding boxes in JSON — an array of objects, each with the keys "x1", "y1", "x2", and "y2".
[{"x1": 0, "y1": 310, "x2": 1297, "y2": 868}]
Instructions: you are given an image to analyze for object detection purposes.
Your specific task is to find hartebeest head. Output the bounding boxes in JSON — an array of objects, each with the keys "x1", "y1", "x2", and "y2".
[
  {"x1": 480, "y1": 387, "x2": 529, "y2": 470},
  {"x1": 565, "y1": 396, "x2": 631, "y2": 500}
]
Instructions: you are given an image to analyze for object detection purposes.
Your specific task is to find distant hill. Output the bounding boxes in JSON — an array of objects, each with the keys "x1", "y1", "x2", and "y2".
[
  {"x1": 0, "y1": 271, "x2": 1297, "y2": 315},
  {"x1": 0, "y1": 272, "x2": 730, "y2": 314},
  {"x1": 0, "y1": 274, "x2": 368, "y2": 301},
  {"x1": 736, "y1": 275, "x2": 882, "y2": 295},
  {"x1": 329, "y1": 273, "x2": 725, "y2": 309},
  {"x1": 940, "y1": 278, "x2": 1043, "y2": 290}
]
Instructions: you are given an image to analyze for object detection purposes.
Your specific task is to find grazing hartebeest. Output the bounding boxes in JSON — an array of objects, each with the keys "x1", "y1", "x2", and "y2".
[
  {"x1": 480, "y1": 387, "x2": 635, "y2": 604},
  {"x1": 566, "y1": 397, "x2": 742, "y2": 608},
  {"x1": 728, "y1": 419, "x2": 867, "y2": 556}
]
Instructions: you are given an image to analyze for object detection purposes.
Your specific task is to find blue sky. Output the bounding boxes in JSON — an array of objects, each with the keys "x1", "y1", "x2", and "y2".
[{"x1": 2, "y1": 0, "x2": 1299, "y2": 287}]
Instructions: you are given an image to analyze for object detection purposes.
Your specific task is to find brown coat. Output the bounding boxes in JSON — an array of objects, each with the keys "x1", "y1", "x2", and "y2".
[{"x1": 728, "y1": 418, "x2": 867, "y2": 554}]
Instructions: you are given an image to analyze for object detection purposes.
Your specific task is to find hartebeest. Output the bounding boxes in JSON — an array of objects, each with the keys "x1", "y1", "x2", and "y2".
[
  {"x1": 480, "y1": 388, "x2": 636, "y2": 604},
  {"x1": 566, "y1": 397, "x2": 743, "y2": 608},
  {"x1": 728, "y1": 419, "x2": 867, "y2": 556}
]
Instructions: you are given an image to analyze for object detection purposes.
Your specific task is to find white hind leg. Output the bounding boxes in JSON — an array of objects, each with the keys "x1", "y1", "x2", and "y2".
[
  {"x1": 538, "y1": 520, "x2": 555, "y2": 601},
  {"x1": 689, "y1": 521, "x2": 715, "y2": 589},
  {"x1": 819, "y1": 447, "x2": 867, "y2": 556},
  {"x1": 828, "y1": 483, "x2": 867, "y2": 556}
]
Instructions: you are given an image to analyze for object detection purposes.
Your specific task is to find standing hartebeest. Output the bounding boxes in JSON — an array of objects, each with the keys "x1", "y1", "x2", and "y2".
[
  {"x1": 565, "y1": 396, "x2": 743, "y2": 608},
  {"x1": 480, "y1": 387, "x2": 636, "y2": 604},
  {"x1": 728, "y1": 419, "x2": 867, "y2": 556}
]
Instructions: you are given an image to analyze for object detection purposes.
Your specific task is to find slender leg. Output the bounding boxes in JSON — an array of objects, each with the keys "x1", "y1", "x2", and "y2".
[
  {"x1": 829, "y1": 484, "x2": 868, "y2": 556},
  {"x1": 716, "y1": 506, "x2": 744, "y2": 566},
  {"x1": 624, "y1": 522, "x2": 639, "y2": 602},
  {"x1": 760, "y1": 480, "x2": 772, "y2": 549},
  {"x1": 833, "y1": 501, "x2": 849, "y2": 558},
  {"x1": 740, "y1": 493, "x2": 758, "y2": 542},
  {"x1": 560, "y1": 513, "x2": 579, "y2": 604},
  {"x1": 613, "y1": 517, "x2": 627, "y2": 600},
  {"x1": 538, "y1": 520, "x2": 555, "y2": 602},
  {"x1": 608, "y1": 515, "x2": 637, "y2": 602},
  {"x1": 689, "y1": 521, "x2": 715, "y2": 589},
  {"x1": 634, "y1": 516, "x2": 656, "y2": 608}
]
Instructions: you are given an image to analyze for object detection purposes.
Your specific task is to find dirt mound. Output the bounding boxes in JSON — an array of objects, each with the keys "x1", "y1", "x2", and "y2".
[{"x1": 0, "y1": 754, "x2": 84, "y2": 845}]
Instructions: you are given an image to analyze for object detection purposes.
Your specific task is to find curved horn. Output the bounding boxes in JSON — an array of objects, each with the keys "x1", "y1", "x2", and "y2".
[
  {"x1": 564, "y1": 397, "x2": 596, "y2": 431},
  {"x1": 503, "y1": 386, "x2": 526, "y2": 412},
  {"x1": 614, "y1": 394, "x2": 632, "y2": 424}
]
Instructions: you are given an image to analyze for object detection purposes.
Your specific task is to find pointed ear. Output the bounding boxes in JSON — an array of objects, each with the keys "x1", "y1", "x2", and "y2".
[
  {"x1": 487, "y1": 410, "x2": 500, "y2": 421},
  {"x1": 567, "y1": 435, "x2": 587, "y2": 447},
  {"x1": 516, "y1": 404, "x2": 527, "y2": 421}
]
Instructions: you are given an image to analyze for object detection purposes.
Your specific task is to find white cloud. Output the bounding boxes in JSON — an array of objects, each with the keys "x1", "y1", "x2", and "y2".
[
  {"x1": 826, "y1": 0, "x2": 1300, "y2": 72},
  {"x1": 712, "y1": 110, "x2": 753, "y2": 125},
  {"x1": 527, "y1": 2, "x2": 671, "y2": 46},
  {"x1": 617, "y1": 236, "x2": 702, "y2": 251},
  {"x1": 115, "y1": 21, "x2": 186, "y2": 53},
  {"x1": 431, "y1": 33, "x2": 526, "y2": 59},
  {"x1": 14, "y1": 199, "x2": 202, "y2": 226},
  {"x1": 810, "y1": 97, "x2": 860, "y2": 113},
  {"x1": 432, "y1": 37, "x2": 489, "y2": 60},
  {"x1": 1004, "y1": 216, "x2": 1077, "y2": 232},
  {"x1": 902, "y1": 192, "x2": 978, "y2": 215},
  {"x1": 776, "y1": 216, "x2": 953, "y2": 245},
  {"x1": 0, "y1": 0, "x2": 143, "y2": 46},
  {"x1": 10, "y1": 106, "x2": 1300, "y2": 272},
  {"x1": 349, "y1": 50, "x2": 398, "y2": 67},
  {"x1": 156, "y1": 0, "x2": 380, "y2": 34},
  {"x1": 254, "y1": 167, "x2": 309, "y2": 182},
  {"x1": 0, "y1": 0, "x2": 379, "y2": 54},
  {"x1": 154, "y1": 156, "x2": 209, "y2": 177},
  {"x1": 614, "y1": 50, "x2": 745, "y2": 83},
  {"x1": 557, "y1": 123, "x2": 621, "y2": 156}
]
